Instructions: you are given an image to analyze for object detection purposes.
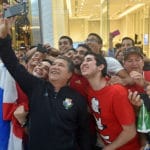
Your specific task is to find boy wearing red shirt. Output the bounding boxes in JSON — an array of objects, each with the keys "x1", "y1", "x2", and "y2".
[{"x1": 81, "y1": 51, "x2": 140, "y2": 150}]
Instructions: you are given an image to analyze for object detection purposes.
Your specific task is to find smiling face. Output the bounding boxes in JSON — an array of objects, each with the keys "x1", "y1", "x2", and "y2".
[
  {"x1": 28, "y1": 51, "x2": 46, "y2": 67},
  {"x1": 32, "y1": 61, "x2": 51, "y2": 80},
  {"x1": 63, "y1": 49, "x2": 75, "y2": 59},
  {"x1": 58, "y1": 38, "x2": 73, "y2": 54},
  {"x1": 80, "y1": 54, "x2": 100, "y2": 79},
  {"x1": 122, "y1": 39, "x2": 134, "y2": 50},
  {"x1": 49, "y1": 58, "x2": 73, "y2": 85},
  {"x1": 73, "y1": 46, "x2": 88, "y2": 67},
  {"x1": 85, "y1": 35, "x2": 102, "y2": 54}
]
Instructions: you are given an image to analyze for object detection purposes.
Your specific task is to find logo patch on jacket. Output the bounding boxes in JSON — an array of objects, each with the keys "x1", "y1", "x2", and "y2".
[{"x1": 63, "y1": 98, "x2": 73, "y2": 110}]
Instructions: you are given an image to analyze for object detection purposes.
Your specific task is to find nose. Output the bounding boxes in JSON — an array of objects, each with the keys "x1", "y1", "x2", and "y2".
[
  {"x1": 81, "y1": 60, "x2": 86, "y2": 66},
  {"x1": 131, "y1": 61, "x2": 138, "y2": 66}
]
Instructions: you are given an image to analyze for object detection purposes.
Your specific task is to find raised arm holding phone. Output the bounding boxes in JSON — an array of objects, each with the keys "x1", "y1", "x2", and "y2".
[{"x1": 0, "y1": 14, "x2": 91, "y2": 150}]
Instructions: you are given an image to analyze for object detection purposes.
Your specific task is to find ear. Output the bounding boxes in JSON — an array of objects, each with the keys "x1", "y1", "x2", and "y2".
[{"x1": 97, "y1": 64, "x2": 105, "y2": 71}]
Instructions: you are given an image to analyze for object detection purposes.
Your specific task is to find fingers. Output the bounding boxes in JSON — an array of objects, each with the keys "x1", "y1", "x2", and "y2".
[
  {"x1": 14, "y1": 105, "x2": 28, "y2": 116},
  {"x1": 128, "y1": 90, "x2": 143, "y2": 107},
  {"x1": 14, "y1": 105, "x2": 28, "y2": 125},
  {"x1": 108, "y1": 76, "x2": 123, "y2": 85},
  {"x1": 130, "y1": 71, "x2": 143, "y2": 79}
]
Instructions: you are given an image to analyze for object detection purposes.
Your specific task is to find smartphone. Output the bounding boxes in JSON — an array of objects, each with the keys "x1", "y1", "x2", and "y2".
[
  {"x1": 3, "y1": 3, "x2": 27, "y2": 18},
  {"x1": 37, "y1": 44, "x2": 49, "y2": 53},
  {"x1": 111, "y1": 30, "x2": 120, "y2": 37}
]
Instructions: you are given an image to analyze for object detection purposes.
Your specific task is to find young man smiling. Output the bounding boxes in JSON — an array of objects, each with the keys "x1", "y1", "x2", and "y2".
[{"x1": 80, "y1": 51, "x2": 140, "y2": 150}]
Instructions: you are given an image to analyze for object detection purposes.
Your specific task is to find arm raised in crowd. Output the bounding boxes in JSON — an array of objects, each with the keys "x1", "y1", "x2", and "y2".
[{"x1": 0, "y1": 18, "x2": 38, "y2": 96}]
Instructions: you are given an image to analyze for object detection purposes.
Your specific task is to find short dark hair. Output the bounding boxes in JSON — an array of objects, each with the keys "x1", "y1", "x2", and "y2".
[
  {"x1": 84, "y1": 51, "x2": 107, "y2": 77},
  {"x1": 88, "y1": 33, "x2": 103, "y2": 44},
  {"x1": 57, "y1": 55, "x2": 74, "y2": 73},
  {"x1": 122, "y1": 37, "x2": 135, "y2": 46},
  {"x1": 77, "y1": 43, "x2": 92, "y2": 52},
  {"x1": 115, "y1": 43, "x2": 122, "y2": 49},
  {"x1": 59, "y1": 36, "x2": 73, "y2": 45},
  {"x1": 42, "y1": 59, "x2": 52, "y2": 65},
  {"x1": 66, "y1": 48, "x2": 76, "y2": 52}
]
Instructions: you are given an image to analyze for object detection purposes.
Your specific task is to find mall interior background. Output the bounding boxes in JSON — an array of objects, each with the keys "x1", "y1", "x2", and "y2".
[{"x1": 2, "y1": 0, "x2": 150, "y2": 57}]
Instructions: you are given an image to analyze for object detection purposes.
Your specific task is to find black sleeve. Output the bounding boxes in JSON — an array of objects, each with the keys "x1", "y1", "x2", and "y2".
[
  {"x1": 77, "y1": 95, "x2": 92, "y2": 150},
  {"x1": 0, "y1": 35, "x2": 38, "y2": 97},
  {"x1": 140, "y1": 93, "x2": 150, "y2": 111}
]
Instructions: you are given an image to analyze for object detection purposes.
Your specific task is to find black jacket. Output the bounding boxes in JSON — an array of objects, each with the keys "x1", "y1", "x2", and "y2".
[{"x1": 0, "y1": 36, "x2": 91, "y2": 150}]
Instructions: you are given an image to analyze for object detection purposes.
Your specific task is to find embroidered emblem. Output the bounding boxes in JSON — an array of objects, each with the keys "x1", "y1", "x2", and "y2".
[{"x1": 63, "y1": 98, "x2": 73, "y2": 110}]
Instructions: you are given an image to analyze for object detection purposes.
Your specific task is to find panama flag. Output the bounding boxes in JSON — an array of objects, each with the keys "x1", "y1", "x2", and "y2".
[{"x1": 0, "y1": 61, "x2": 24, "y2": 150}]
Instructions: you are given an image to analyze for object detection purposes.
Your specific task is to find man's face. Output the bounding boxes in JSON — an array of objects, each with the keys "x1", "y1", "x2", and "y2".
[
  {"x1": 80, "y1": 54, "x2": 100, "y2": 79},
  {"x1": 63, "y1": 50, "x2": 75, "y2": 59},
  {"x1": 49, "y1": 58, "x2": 72, "y2": 82},
  {"x1": 122, "y1": 39, "x2": 133, "y2": 50},
  {"x1": 73, "y1": 46, "x2": 87, "y2": 67},
  {"x1": 15, "y1": 50, "x2": 25, "y2": 62},
  {"x1": 85, "y1": 35, "x2": 102, "y2": 54},
  {"x1": 123, "y1": 54, "x2": 144, "y2": 73},
  {"x1": 28, "y1": 51, "x2": 46, "y2": 67},
  {"x1": 58, "y1": 38, "x2": 72, "y2": 54},
  {"x1": 32, "y1": 61, "x2": 51, "y2": 80}
]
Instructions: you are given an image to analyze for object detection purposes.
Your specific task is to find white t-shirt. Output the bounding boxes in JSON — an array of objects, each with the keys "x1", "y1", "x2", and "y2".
[{"x1": 105, "y1": 57, "x2": 124, "y2": 76}]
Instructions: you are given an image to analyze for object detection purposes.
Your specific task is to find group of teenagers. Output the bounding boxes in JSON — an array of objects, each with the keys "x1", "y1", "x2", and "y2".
[{"x1": 0, "y1": 15, "x2": 150, "y2": 150}]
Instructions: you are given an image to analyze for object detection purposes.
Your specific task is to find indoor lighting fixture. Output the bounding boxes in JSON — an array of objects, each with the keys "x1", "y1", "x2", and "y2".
[
  {"x1": 118, "y1": 3, "x2": 145, "y2": 18},
  {"x1": 66, "y1": 0, "x2": 72, "y2": 16}
]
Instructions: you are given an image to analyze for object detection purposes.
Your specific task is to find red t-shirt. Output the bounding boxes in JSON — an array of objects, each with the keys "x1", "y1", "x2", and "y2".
[
  {"x1": 69, "y1": 73, "x2": 89, "y2": 98},
  {"x1": 88, "y1": 83, "x2": 140, "y2": 150}
]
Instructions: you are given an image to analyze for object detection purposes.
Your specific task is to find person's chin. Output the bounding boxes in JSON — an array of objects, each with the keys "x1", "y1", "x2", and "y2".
[{"x1": 81, "y1": 72, "x2": 88, "y2": 77}]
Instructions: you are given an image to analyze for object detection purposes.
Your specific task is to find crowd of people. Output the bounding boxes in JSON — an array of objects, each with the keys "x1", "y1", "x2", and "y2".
[{"x1": 0, "y1": 13, "x2": 150, "y2": 150}]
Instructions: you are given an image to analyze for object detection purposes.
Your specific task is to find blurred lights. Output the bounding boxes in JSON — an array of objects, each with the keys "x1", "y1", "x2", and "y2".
[
  {"x1": 118, "y1": 3, "x2": 145, "y2": 18},
  {"x1": 66, "y1": 0, "x2": 72, "y2": 16}
]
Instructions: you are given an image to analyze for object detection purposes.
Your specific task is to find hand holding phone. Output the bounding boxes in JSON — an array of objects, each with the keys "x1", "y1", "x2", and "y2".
[
  {"x1": 3, "y1": 3, "x2": 27, "y2": 18},
  {"x1": 111, "y1": 30, "x2": 120, "y2": 37}
]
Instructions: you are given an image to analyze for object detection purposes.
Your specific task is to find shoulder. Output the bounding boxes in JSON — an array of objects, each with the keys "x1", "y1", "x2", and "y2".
[
  {"x1": 105, "y1": 57, "x2": 123, "y2": 68},
  {"x1": 105, "y1": 57, "x2": 123, "y2": 75},
  {"x1": 62, "y1": 86, "x2": 87, "y2": 102},
  {"x1": 109, "y1": 84, "x2": 128, "y2": 95},
  {"x1": 105, "y1": 57, "x2": 120, "y2": 65}
]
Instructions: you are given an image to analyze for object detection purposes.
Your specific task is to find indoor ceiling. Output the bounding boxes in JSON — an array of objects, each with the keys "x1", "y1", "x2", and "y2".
[{"x1": 68, "y1": 0, "x2": 150, "y2": 20}]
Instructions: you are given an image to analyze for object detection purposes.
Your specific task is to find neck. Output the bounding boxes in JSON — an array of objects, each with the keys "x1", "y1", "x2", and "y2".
[
  {"x1": 74, "y1": 68, "x2": 81, "y2": 74},
  {"x1": 88, "y1": 76, "x2": 107, "y2": 91},
  {"x1": 50, "y1": 80, "x2": 67, "y2": 92}
]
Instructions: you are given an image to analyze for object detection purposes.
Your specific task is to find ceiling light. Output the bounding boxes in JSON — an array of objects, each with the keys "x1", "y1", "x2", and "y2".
[
  {"x1": 118, "y1": 3, "x2": 145, "y2": 18},
  {"x1": 66, "y1": 0, "x2": 72, "y2": 16}
]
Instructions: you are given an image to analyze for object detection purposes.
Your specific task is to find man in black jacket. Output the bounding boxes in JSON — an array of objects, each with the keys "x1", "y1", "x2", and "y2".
[{"x1": 0, "y1": 18, "x2": 91, "y2": 150}]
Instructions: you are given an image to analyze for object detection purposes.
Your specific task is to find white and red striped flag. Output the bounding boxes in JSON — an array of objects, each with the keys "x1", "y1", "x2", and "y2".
[{"x1": 0, "y1": 61, "x2": 25, "y2": 150}]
